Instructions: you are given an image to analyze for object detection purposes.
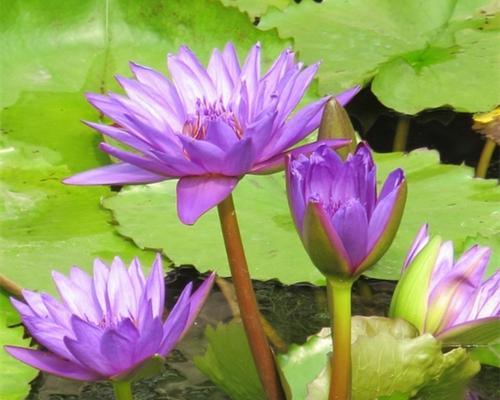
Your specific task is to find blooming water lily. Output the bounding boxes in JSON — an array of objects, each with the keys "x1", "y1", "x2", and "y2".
[
  {"x1": 390, "y1": 225, "x2": 500, "y2": 345},
  {"x1": 4, "y1": 255, "x2": 215, "y2": 382},
  {"x1": 65, "y1": 42, "x2": 358, "y2": 224}
]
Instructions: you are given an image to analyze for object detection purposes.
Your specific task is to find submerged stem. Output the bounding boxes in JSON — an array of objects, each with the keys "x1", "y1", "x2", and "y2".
[
  {"x1": 217, "y1": 195, "x2": 285, "y2": 400},
  {"x1": 327, "y1": 278, "x2": 353, "y2": 400},
  {"x1": 475, "y1": 138, "x2": 496, "y2": 178},
  {"x1": 393, "y1": 116, "x2": 410, "y2": 152},
  {"x1": 112, "y1": 380, "x2": 133, "y2": 400}
]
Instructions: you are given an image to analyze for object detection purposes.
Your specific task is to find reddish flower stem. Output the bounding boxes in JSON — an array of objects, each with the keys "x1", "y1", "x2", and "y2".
[{"x1": 217, "y1": 194, "x2": 285, "y2": 400}]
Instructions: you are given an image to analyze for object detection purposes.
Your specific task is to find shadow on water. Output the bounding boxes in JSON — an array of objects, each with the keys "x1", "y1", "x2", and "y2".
[{"x1": 27, "y1": 266, "x2": 499, "y2": 400}]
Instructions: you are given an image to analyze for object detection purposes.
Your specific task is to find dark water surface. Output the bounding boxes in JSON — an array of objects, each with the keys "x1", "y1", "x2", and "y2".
[{"x1": 27, "y1": 267, "x2": 499, "y2": 400}]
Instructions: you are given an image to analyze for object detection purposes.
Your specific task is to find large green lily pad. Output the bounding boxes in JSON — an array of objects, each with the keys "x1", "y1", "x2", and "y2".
[
  {"x1": 1, "y1": 0, "x2": 288, "y2": 108},
  {"x1": 0, "y1": 290, "x2": 38, "y2": 400},
  {"x1": 0, "y1": 144, "x2": 157, "y2": 293},
  {"x1": 103, "y1": 149, "x2": 500, "y2": 284},
  {"x1": 258, "y1": 0, "x2": 500, "y2": 114}
]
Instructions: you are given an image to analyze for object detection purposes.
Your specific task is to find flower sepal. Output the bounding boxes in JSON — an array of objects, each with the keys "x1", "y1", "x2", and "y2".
[
  {"x1": 436, "y1": 317, "x2": 500, "y2": 346},
  {"x1": 302, "y1": 201, "x2": 352, "y2": 280},
  {"x1": 111, "y1": 354, "x2": 164, "y2": 383},
  {"x1": 389, "y1": 236, "x2": 444, "y2": 332}
]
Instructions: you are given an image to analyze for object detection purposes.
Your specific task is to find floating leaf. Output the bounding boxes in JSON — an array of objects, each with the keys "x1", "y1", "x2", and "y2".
[
  {"x1": 259, "y1": 0, "x2": 500, "y2": 114},
  {"x1": 219, "y1": 0, "x2": 291, "y2": 19},
  {"x1": 103, "y1": 149, "x2": 500, "y2": 284},
  {"x1": 0, "y1": 290, "x2": 38, "y2": 400},
  {"x1": 0, "y1": 145, "x2": 156, "y2": 293},
  {"x1": 194, "y1": 321, "x2": 266, "y2": 400}
]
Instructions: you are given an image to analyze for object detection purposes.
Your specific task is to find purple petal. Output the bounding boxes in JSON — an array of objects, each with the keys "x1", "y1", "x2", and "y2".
[
  {"x1": 333, "y1": 86, "x2": 361, "y2": 106},
  {"x1": 178, "y1": 135, "x2": 226, "y2": 173},
  {"x1": 427, "y1": 241, "x2": 455, "y2": 293},
  {"x1": 133, "y1": 309, "x2": 163, "y2": 362},
  {"x1": 10, "y1": 297, "x2": 36, "y2": 318},
  {"x1": 275, "y1": 63, "x2": 319, "y2": 125},
  {"x1": 244, "y1": 107, "x2": 278, "y2": 158},
  {"x1": 65, "y1": 316, "x2": 112, "y2": 376},
  {"x1": 252, "y1": 139, "x2": 350, "y2": 175},
  {"x1": 64, "y1": 163, "x2": 166, "y2": 186},
  {"x1": 331, "y1": 199, "x2": 369, "y2": 270},
  {"x1": 263, "y1": 96, "x2": 330, "y2": 158},
  {"x1": 22, "y1": 316, "x2": 76, "y2": 361},
  {"x1": 176, "y1": 176, "x2": 239, "y2": 225},
  {"x1": 19, "y1": 290, "x2": 48, "y2": 318},
  {"x1": 107, "y1": 256, "x2": 137, "y2": 319},
  {"x1": 83, "y1": 121, "x2": 152, "y2": 152},
  {"x1": 183, "y1": 273, "x2": 216, "y2": 338},
  {"x1": 159, "y1": 283, "x2": 193, "y2": 355},
  {"x1": 472, "y1": 271, "x2": 500, "y2": 319},
  {"x1": 207, "y1": 48, "x2": 235, "y2": 104},
  {"x1": 221, "y1": 137, "x2": 255, "y2": 176},
  {"x1": 367, "y1": 169, "x2": 405, "y2": 250},
  {"x1": 92, "y1": 259, "x2": 111, "y2": 318},
  {"x1": 99, "y1": 326, "x2": 136, "y2": 375},
  {"x1": 128, "y1": 258, "x2": 146, "y2": 303},
  {"x1": 205, "y1": 119, "x2": 239, "y2": 151},
  {"x1": 143, "y1": 254, "x2": 165, "y2": 319},
  {"x1": 4, "y1": 346, "x2": 101, "y2": 381},
  {"x1": 240, "y1": 42, "x2": 261, "y2": 107},
  {"x1": 222, "y1": 42, "x2": 241, "y2": 84},
  {"x1": 286, "y1": 155, "x2": 307, "y2": 232},
  {"x1": 129, "y1": 62, "x2": 186, "y2": 123},
  {"x1": 402, "y1": 224, "x2": 430, "y2": 271}
]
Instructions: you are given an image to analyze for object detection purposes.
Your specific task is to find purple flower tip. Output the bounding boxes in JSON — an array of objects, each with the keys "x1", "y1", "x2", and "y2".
[
  {"x1": 65, "y1": 43, "x2": 358, "y2": 224},
  {"x1": 4, "y1": 256, "x2": 215, "y2": 381}
]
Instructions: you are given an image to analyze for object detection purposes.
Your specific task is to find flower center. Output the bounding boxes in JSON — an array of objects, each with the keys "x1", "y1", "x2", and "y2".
[{"x1": 182, "y1": 98, "x2": 242, "y2": 140}]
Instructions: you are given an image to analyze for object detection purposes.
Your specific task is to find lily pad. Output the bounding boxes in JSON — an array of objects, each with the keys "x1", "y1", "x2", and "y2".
[
  {"x1": 259, "y1": 0, "x2": 500, "y2": 114},
  {"x1": 279, "y1": 316, "x2": 480, "y2": 400},
  {"x1": 219, "y1": 0, "x2": 291, "y2": 19},
  {"x1": 1, "y1": 0, "x2": 288, "y2": 108},
  {"x1": 194, "y1": 321, "x2": 266, "y2": 400},
  {"x1": 103, "y1": 149, "x2": 500, "y2": 284},
  {"x1": 0, "y1": 290, "x2": 38, "y2": 400},
  {"x1": 0, "y1": 144, "x2": 156, "y2": 293}
]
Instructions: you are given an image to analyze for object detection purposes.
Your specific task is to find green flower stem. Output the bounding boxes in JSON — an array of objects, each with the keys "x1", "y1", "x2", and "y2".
[
  {"x1": 327, "y1": 278, "x2": 353, "y2": 400},
  {"x1": 393, "y1": 116, "x2": 410, "y2": 152},
  {"x1": 475, "y1": 138, "x2": 496, "y2": 178},
  {"x1": 112, "y1": 380, "x2": 133, "y2": 400},
  {"x1": 217, "y1": 194, "x2": 285, "y2": 400}
]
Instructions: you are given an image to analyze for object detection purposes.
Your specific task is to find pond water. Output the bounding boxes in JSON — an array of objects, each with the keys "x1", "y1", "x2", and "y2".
[{"x1": 27, "y1": 267, "x2": 499, "y2": 400}]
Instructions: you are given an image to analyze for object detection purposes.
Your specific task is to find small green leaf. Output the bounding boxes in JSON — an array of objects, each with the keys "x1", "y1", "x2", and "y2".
[
  {"x1": 438, "y1": 318, "x2": 500, "y2": 346},
  {"x1": 0, "y1": 290, "x2": 38, "y2": 400},
  {"x1": 194, "y1": 321, "x2": 266, "y2": 400},
  {"x1": 470, "y1": 343, "x2": 500, "y2": 368}
]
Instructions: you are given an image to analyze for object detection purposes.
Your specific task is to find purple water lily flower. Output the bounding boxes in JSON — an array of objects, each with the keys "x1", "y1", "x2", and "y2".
[
  {"x1": 64, "y1": 43, "x2": 359, "y2": 225},
  {"x1": 286, "y1": 143, "x2": 407, "y2": 279},
  {"x1": 4, "y1": 255, "x2": 215, "y2": 381},
  {"x1": 390, "y1": 225, "x2": 500, "y2": 344}
]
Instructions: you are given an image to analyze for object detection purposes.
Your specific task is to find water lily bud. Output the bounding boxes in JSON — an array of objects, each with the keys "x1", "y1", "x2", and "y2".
[
  {"x1": 390, "y1": 225, "x2": 500, "y2": 345},
  {"x1": 4, "y1": 255, "x2": 215, "y2": 382},
  {"x1": 318, "y1": 98, "x2": 358, "y2": 159},
  {"x1": 286, "y1": 142, "x2": 407, "y2": 280}
]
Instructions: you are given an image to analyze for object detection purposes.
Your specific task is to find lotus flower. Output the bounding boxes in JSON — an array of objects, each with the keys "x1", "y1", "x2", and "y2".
[
  {"x1": 286, "y1": 143, "x2": 407, "y2": 280},
  {"x1": 64, "y1": 43, "x2": 359, "y2": 225},
  {"x1": 4, "y1": 255, "x2": 215, "y2": 381},
  {"x1": 390, "y1": 225, "x2": 500, "y2": 344}
]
